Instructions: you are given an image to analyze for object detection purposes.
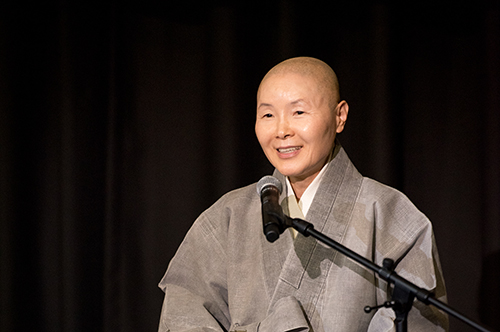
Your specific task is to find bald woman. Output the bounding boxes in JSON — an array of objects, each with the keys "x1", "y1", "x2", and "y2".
[{"x1": 158, "y1": 57, "x2": 448, "y2": 332}]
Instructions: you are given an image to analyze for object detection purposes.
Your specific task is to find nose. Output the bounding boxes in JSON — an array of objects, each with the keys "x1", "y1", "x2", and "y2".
[{"x1": 276, "y1": 117, "x2": 293, "y2": 139}]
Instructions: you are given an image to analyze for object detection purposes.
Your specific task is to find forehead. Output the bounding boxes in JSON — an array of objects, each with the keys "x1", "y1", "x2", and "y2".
[{"x1": 258, "y1": 72, "x2": 322, "y2": 100}]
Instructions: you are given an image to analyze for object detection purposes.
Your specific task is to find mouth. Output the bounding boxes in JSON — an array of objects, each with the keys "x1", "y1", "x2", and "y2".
[{"x1": 277, "y1": 146, "x2": 301, "y2": 154}]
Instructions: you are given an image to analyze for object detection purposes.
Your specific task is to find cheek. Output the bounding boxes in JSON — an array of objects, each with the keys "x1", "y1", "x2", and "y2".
[
  {"x1": 300, "y1": 122, "x2": 331, "y2": 142},
  {"x1": 255, "y1": 124, "x2": 271, "y2": 148},
  {"x1": 303, "y1": 124, "x2": 336, "y2": 154},
  {"x1": 319, "y1": 117, "x2": 337, "y2": 138}
]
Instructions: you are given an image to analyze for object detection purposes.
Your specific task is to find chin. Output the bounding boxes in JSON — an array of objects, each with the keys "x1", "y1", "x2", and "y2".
[{"x1": 276, "y1": 166, "x2": 301, "y2": 178}]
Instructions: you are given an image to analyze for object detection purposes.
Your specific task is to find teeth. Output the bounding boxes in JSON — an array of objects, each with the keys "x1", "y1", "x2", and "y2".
[{"x1": 278, "y1": 147, "x2": 300, "y2": 153}]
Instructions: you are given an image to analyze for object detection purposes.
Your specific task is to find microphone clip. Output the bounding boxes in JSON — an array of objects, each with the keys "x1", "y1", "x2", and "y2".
[{"x1": 364, "y1": 300, "x2": 396, "y2": 313}]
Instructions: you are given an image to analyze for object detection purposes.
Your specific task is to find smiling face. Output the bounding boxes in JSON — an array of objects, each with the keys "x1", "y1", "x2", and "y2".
[{"x1": 255, "y1": 69, "x2": 348, "y2": 190}]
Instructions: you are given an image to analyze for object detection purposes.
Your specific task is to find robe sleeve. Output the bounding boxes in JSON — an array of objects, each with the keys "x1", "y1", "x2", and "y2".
[
  {"x1": 158, "y1": 212, "x2": 231, "y2": 332},
  {"x1": 158, "y1": 212, "x2": 310, "y2": 332},
  {"x1": 368, "y1": 219, "x2": 449, "y2": 332}
]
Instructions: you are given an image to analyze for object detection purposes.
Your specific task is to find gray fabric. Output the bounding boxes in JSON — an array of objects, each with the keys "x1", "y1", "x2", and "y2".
[{"x1": 158, "y1": 146, "x2": 448, "y2": 332}]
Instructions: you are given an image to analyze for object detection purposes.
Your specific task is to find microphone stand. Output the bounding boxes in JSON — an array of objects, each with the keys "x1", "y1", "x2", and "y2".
[{"x1": 272, "y1": 214, "x2": 496, "y2": 332}]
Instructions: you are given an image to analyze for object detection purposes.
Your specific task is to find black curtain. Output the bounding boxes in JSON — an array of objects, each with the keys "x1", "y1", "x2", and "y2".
[{"x1": 1, "y1": 2, "x2": 499, "y2": 331}]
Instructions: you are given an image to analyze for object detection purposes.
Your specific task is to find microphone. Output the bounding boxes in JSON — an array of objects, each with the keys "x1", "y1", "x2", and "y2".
[{"x1": 256, "y1": 175, "x2": 285, "y2": 243}]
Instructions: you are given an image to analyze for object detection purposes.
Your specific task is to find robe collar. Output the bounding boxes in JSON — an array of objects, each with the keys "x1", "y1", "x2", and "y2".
[{"x1": 261, "y1": 142, "x2": 364, "y2": 316}]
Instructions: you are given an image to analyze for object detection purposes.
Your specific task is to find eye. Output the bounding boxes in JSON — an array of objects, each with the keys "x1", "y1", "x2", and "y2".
[
  {"x1": 295, "y1": 110, "x2": 305, "y2": 115},
  {"x1": 263, "y1": 113, "x2": 273, "y2": 118}
]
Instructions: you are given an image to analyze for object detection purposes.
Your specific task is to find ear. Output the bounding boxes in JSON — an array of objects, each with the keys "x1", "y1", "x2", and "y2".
[{"x1": 335, "y1": 100, "x2": 349, "y2": 133}]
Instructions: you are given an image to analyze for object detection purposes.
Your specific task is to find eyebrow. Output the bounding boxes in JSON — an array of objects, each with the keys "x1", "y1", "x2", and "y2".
[
  {"x1": 257, "y1": 99, "x2": 307, "y2": 110},
  {"x1": 291, "y1": 99, "x2": 305, "y2": 106},
  {"x1": 257, "y1": 103, "x2": 273, "y2": 109}
]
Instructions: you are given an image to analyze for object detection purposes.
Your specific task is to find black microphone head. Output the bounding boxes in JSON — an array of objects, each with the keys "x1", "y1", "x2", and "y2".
[{"x1": 256, "y1": 175, "x2": 282, "y2": 195}]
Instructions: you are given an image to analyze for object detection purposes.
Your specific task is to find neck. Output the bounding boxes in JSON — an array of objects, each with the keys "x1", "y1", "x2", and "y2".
[{"x1": 289, "y1": 174, "x2": 317, "y2": 200}]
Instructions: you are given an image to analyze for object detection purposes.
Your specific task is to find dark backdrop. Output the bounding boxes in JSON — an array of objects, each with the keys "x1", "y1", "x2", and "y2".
[{"x1": 1, "y1": 1, "x2": 499, "y2": 331}]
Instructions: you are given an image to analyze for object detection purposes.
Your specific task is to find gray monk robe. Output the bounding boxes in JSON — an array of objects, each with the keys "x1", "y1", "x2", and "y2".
[{"x1": 158, "y1": 144, "x2": 448, "y2": 332}]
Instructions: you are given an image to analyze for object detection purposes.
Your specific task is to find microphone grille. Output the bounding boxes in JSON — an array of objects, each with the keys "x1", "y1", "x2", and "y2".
[{"x1": 256, "y1": 175, "x2": 283, "y2": 195}]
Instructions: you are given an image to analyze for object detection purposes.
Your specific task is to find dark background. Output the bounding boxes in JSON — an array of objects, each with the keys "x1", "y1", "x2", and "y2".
[{"x1": 1, "y1": 1, "x2": 499, "y2": 331}]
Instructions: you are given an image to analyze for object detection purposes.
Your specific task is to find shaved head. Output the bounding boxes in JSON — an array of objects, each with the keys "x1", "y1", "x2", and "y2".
[{"x1": 258, "y1": 57, "x2": 341, "y2": 110}]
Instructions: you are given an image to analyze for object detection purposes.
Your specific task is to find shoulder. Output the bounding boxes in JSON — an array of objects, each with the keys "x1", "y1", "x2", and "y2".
[
  {"x1": 358, "y1": 177, "x2": 431, "y2": 239},
  {"x1": 359, "y1": 177, "x2": 414, "y2": 205},
  {"x1": 195, "y1": 182, "x2": 261, "y2": 234},
  {"x1": 351, "y1": 177, "x2": 439, "y2": 266},
  {"x1": 208, "y1": 182, "x2": 260, "y2": 215}
]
